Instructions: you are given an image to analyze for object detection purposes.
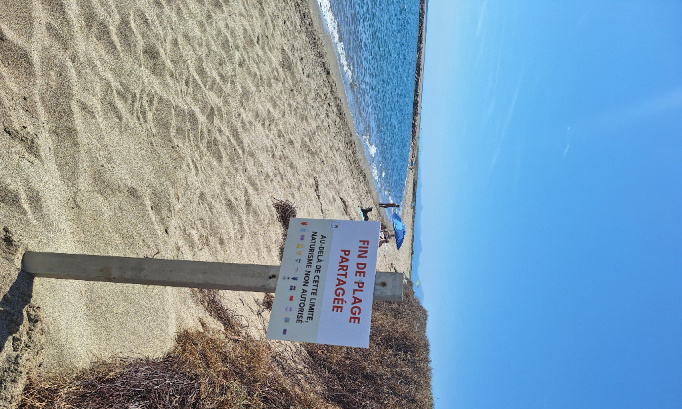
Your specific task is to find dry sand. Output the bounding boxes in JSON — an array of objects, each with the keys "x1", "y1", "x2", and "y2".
[{"x1": 0, "y1": 0, "x2": 417, "y2": 404}]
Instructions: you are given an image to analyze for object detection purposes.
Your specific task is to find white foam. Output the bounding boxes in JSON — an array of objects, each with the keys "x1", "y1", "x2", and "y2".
[
  {"x1": 317, "y1": 0, "x2": 354, "y2": 83},
  {"x1": 368, "y1": 144, "x2": 377, "y2": 157},
  {"x1": 361, "y1": 134, "x2": 377, "y2": 157},
  {"x1": 371, "y1": 162, "x2": 380, "y2": 186}
]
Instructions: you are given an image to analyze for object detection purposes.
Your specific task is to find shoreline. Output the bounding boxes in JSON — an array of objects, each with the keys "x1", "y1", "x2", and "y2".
[
  {"x1": 304, "y1": 0, "x2": 414, "y2": 280},
  {"x1": 308, "y1": 0, "x2": 427, "y2": 275},
  {"x1": 304, "y1": 0, "x2": 387, "y2": 226}
]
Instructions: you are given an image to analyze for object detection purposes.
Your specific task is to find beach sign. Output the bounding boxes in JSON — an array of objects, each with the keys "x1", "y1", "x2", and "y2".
[{"x1": 266, "y1": 218, "x2": 380, "y2": 348}]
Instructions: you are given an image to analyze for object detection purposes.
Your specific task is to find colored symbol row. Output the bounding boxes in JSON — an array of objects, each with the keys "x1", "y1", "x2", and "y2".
[{"x1": 283, "y1": 222, "x2": 310, "y2": 336}]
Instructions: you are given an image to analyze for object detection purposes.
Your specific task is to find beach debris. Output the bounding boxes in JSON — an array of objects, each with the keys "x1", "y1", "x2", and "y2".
[
  {"x1": 273, "y1": 199, "x2": 297, "y2": 260},
  {"x1": 273, "y1": 199, "x2": 297, "y2": 232}
]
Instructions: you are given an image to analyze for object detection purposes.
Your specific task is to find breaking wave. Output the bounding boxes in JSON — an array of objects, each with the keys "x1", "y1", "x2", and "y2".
[{"x1": 317, "y1": 0, "x2": 354, "y2": 83}]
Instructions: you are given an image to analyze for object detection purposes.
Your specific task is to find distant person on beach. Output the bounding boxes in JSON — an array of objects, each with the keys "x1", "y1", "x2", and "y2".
[
  {"x1": 360, "y1": 207, "x2": 372, "y2": 221},
  {"x1": 378, "y1": 203, "x2": 399, "y2": 208},
  {"x1": 379, "y1": 231, "x2": 391, "y2": 247},
  {"x1": 379, "y1": 225, "x2": 391, "y2": 247}
]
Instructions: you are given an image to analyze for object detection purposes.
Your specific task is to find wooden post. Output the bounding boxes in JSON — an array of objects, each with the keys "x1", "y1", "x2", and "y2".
[{"x1": 21, "y1": 251, "x2": 403, "y2": 302}]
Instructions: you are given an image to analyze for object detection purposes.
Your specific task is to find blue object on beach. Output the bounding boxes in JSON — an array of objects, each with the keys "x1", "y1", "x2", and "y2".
[{"x1": 392, "y1": 213, "x2": 406, "y2": 250}]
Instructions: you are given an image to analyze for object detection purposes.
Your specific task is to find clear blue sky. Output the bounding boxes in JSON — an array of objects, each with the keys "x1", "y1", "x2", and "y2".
[{"x1": 413, "y1": 1, "x2": 682, "y2": 408}]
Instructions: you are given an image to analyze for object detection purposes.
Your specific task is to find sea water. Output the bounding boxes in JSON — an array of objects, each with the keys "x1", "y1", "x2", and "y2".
[{"x1": 316, "y1": 0, "x2": 420, "y2": 208}]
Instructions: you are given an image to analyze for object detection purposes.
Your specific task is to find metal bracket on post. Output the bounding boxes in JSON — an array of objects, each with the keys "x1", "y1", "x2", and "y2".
[{"x1": 21, "y1": 252, "x2": 404, "y2": 302}]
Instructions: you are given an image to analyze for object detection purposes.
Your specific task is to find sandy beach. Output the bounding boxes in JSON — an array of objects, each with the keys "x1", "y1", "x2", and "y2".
[{"x1": 0, "y1": 0, "x2": 418, "y2": 404}]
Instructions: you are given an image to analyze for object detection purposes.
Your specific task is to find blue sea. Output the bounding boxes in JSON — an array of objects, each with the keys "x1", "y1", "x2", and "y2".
[{"x1": 315, "y1": 0, "x2": 421, "y2": 207}]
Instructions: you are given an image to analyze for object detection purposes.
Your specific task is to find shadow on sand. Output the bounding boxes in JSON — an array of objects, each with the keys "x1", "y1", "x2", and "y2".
[{"x1": 0, "y1": 271, "x2": 36, "y2": 354}]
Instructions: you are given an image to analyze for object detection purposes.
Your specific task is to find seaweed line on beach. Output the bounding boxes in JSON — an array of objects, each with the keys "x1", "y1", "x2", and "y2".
[{"x1": 273, "y1": 198, "x2": 297, "y2": 261}]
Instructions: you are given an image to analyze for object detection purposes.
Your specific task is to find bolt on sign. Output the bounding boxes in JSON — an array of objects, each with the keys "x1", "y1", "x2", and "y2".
[{"x1": 266, "y1": 218, "x2": 380, "y2": 348}]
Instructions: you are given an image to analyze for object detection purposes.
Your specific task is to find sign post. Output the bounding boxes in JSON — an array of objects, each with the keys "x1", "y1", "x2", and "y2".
[
  {"x1": 21, "y1": 253, "x2": 402, "y2": 301},
  {"x1": 266, "y1": 218, "x2": 381, "y2": 348}
]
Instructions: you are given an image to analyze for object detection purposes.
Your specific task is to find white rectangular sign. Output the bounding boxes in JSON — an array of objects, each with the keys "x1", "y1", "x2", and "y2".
[{"x1": 266, "y1": 218, "x2": 380, "y2": 348}]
